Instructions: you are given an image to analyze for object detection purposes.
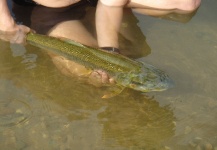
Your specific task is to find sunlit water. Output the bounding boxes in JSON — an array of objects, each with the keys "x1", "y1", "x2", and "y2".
[{"x1": 0, "y1": 0, "x2": 217, "y2": 149}]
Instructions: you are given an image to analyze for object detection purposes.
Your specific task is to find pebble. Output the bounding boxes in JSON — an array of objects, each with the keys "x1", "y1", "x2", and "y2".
[
  {"x1": 196, "y1": 145, "x2": 202, "y2": 150},
  {"x1": 193, "y1": 137, "x2": 202, "y2": 144},
  {"x1": 184, "y1": 126, "x2": 192, "y2": 134},
  {"x1": 164, "y1": 146, "x2": 171, "y2": 150},
  {"x1": 204, "y1": 143, "x2": 213, "y2": 150},
  {"x1": 188, "y1": 137, "x2": 202, "y2": 149},
  {"x1": 189, "y1": 137, "x2": 215, "y2": 150},
  {"x1": 189, "y1": 141, "x2": 197, "y2": 147}
]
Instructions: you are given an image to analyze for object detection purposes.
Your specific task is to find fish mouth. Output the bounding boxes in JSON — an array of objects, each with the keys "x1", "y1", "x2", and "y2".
[
  {"x1": 129, "y1": 77, "x2": 174, "y2": 92},
  {"x1": 152, "y1": 77, "x2": 175, "y2": 91},
  {"x1": 164, "y1": 77, "x2": 175, "y2": 89}
]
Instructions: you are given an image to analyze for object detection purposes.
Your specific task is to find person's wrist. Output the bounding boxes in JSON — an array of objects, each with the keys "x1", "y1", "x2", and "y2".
[
  {"x1": 0, "y1": 17, "x2": 17, "y2": 32},
  {"x1": 100, "y1": 47, "x2": 120, "y2": 53}
]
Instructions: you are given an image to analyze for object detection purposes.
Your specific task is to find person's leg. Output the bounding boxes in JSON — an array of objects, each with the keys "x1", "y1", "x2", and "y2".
[
  {"x1": 126, "y1": 0, "x2": 201, "y2": 16},
  {"x1": 48, "y1": 20, "x2": 97, "y2": 47},
  {"x1": 127, "y1": 0, "x2": 201, "y2": 11},
  {"x1": 96, "y1": 0, "x2": 201, "y2": 49}
]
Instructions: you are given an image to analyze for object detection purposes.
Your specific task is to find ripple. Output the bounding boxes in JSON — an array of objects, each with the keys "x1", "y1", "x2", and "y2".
[{"x1": 0, "y1": 99, "x2": 32, "y2": 128}]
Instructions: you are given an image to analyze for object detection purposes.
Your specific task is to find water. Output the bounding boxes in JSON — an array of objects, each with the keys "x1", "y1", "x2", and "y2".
[{"x1": 0, "y1": 0, "x2": 217, "y2": 149}]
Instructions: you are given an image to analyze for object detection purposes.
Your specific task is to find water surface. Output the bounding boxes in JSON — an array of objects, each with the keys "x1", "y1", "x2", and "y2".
[{"x1": 0, "y1": 0, "x2": 217, "y2": 149}]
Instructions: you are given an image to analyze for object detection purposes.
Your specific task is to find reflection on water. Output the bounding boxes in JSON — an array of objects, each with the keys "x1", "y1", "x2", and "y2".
[{"x1": 1, "y1": 0, "x2": 217, "y2": 149}]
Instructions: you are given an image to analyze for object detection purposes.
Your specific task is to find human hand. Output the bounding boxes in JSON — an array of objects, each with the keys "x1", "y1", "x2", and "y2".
[
  {"x1": 0, "y1": 24, "x2": 31, "y2": 44},
  {"x1": 88, "y1": 70, "x2": 115, "y2": 87},
  {"x1": 50, "y1": 54, "x2": 115, "y2": 87}
]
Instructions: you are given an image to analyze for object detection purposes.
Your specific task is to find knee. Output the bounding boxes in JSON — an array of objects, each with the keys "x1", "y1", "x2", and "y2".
[{"x1": 180, "y1": 0, "x2": 201, "y2": 12}]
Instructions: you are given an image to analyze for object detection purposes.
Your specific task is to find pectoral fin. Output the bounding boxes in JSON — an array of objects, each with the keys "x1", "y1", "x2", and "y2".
[{"x1": 102, "y1": 85, "x2": 125, "y2": 99}]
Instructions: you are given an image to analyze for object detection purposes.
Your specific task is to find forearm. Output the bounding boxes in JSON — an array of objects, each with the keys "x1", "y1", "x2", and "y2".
[
  {"x1": 96, "y1": 0, "x2": 127, "y2": 48},
  {"x1": 0, "y1": 0, "x2": 17, "y2": 31}
]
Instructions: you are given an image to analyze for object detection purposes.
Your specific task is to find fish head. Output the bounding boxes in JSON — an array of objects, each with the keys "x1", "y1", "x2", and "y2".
[
  {"x1": 128, "y1": 73, "x2": 174, "y2": 92},
  {"x1": 125, "y1": 63, "x2": 174, "y2": 92}
]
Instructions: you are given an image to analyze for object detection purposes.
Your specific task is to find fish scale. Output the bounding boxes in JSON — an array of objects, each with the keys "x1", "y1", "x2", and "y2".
[
  {"x1": 26, "y1": 32, "x2": 136, "y2": 75},
  {"x1": 26, "y1": 32, "x2": 173, "y2": 96}
]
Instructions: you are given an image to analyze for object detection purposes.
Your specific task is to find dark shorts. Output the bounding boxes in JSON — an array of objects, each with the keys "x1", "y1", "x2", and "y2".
[
  {"x1": 12, "y1": 0, "x2": 97, "y2": 34},
  {"x1": 12, "y1": 0, "x2": 37, "y2": 6},
  {"x1": 12, "y1": 0, "x2": 98, "y2": 6}
]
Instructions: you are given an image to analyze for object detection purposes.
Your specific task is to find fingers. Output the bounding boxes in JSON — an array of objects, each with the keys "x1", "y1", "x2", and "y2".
[
  {"x1": 97, "y1": 70, "x2": 110, "y2": 84},
  {"x1": 0, "y1": 24, "x2": 31, "y2": 44},
  {"x1": 99, "y1": 70, "x2": 115, "y2": 84},
  {"x1": 89, "y1": 70, "x2": 115, "y2": 87},
  {"x1": 51, "y1": 55, "x2": 93, "y2": 78},
  {"x1": 10, "y1": 25, "x2": 31, "y2": 44},
  {"x1": 51, "y1": 55, "x2": 115, "y2": 87}
]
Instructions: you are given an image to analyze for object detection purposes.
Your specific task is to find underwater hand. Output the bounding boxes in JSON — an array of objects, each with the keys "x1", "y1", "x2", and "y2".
[
  {"x1": 50, "y1": 54, "x2": 115, "y2": 87},
  {"x1": 0, "y1": 24, "x2": 30, "y2": 44},
  {"x1": 88, "y1": 70, "x2": 115, "y2": 87}
]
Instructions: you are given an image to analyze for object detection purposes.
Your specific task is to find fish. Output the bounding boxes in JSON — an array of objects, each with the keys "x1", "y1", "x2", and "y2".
[{"x1": 26, "y1": 32, "x2": 173, "y2": 98}]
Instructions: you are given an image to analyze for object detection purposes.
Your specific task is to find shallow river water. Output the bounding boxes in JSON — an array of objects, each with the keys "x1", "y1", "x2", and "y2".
[{"x1": 0, "y1": 0, "x2": 217, "y2": 149}]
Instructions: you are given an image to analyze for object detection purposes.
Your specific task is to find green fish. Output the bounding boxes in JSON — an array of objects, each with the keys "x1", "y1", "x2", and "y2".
[{"x1": 26, "y1": 32, "x2": 173, "y2": 98}]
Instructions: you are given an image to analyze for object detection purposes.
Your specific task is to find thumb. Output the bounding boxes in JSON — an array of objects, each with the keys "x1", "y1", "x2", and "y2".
[{"x1": 10, "y1": 25, "x2": 31, "y2": 44}]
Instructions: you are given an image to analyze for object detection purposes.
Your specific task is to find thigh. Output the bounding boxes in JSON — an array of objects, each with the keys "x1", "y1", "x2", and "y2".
[
  {"x1": 126, "y1": 0, "x2": 198, "y2": 16},
  {"x1": 48, "y1": 20, "x2": 97, "y2": 47},
  {"x1": 126, "y1": 0, "x2": 179, "y2": 9},
  {"x1": 126, "y1": 0, "x2": 201, "y2": 12}
]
